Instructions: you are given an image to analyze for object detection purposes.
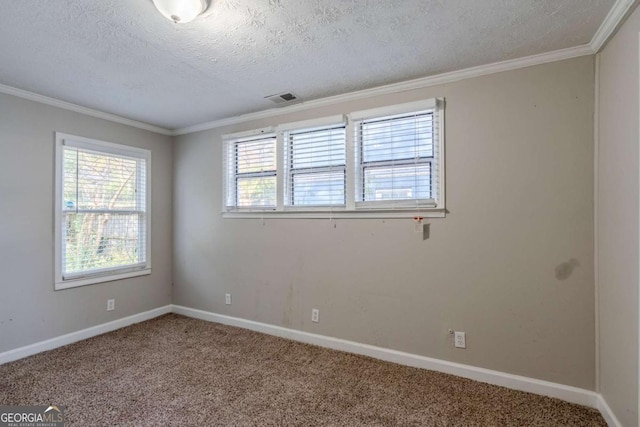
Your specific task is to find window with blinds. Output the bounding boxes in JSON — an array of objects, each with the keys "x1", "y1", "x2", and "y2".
[
  {"x1": 284, "y1": 125, "x2": 346, "y2": 207},
  {"x1": 354, "y1": 109, "x2": 438, "y2": 209},
  {"x1": 224, "y1": 134, "x2": 277, "y2": 210},
  {"x1": 55, "y1": 134, "x2": 151, "y2": 290},
  {"x1": 221, "y1": 98, "x2": 444, "y2": 218}
]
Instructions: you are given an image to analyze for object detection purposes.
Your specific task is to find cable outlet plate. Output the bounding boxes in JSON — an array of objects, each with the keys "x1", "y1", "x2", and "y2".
[{"x1": 225, "y1": 293, "x2": 231, "y2": 305}]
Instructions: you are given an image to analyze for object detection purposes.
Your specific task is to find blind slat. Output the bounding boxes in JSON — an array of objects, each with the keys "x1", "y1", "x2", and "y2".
[
  {"x1": 62, "y1": 145, "x2": 147, "y2": 277},
  {"x1": 356, "y1": 111, "x2": 436, "y2": 206},
  {"x1": 284, "y1": 125, "x2": 346, "y2": 207},
  {"x1": 225, "y1": 135, "x2": 277, "y2": 208},
  {"x1": 222, "y1": 100, "x2": 442, "y2": 213}
]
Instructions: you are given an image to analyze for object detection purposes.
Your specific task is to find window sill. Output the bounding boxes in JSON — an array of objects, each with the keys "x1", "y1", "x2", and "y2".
[
  {"x1": 55, "y1": 268, "x2": 151, "y2": 291},
  {"x1": 221, "y1": 209, "x2": 445, "y2": 219}
]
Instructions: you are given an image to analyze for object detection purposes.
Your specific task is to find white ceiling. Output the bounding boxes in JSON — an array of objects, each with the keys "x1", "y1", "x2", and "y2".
[{"x1": 0, "y1": 0, "x2": 617, "y2": 130}]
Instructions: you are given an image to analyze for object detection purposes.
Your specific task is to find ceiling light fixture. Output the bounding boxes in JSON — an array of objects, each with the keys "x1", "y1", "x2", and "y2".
[{"x1": 152, "y1": 0, "x2": 209, "y2": 24}]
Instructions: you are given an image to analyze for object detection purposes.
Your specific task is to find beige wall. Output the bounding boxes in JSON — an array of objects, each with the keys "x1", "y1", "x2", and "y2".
[
  {"x1": 173, "y1": 56, "x2": 596, "y2": 389},
  {"x1": 597, "y1": 6, "x2": 640, "y2": 427},
  {"x1": 0, "y1": 93, "x2": 173, "y2": 353}
]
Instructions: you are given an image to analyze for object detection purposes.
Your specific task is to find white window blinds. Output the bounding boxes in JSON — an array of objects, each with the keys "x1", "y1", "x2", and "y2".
[
  {"x1": 283, "y1": 124, "x2": 346, "y2": 207},
  {"x1": 354, "y1": 108, "x2": 438, "y2": 209},
  {"x1": 224, "y1": 134, "x2": 277, "y2": 210},
  {"x1": 58, "y1": 137, "x2": 150, "y2": 284},
  {"x1": 221, "y1": 99, "x2": 445, "y2": 218}
]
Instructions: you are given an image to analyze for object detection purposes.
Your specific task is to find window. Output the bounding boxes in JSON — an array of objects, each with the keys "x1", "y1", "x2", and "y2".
[
  {"x1": 54, "y1": 133, "x2": 151, "y2": 290},
  {"x1": 222, "y1": 98, "x2": 444, "y2": 218},
  {"x1": 284, "y1": 124, "x2": 346, "y2": 207},
  {"x1": 354, "y1": 109, "x2": 437, "y2": 209},
  {"x1": 224, "y1": 133, "x2": 277, "y2": 210}
]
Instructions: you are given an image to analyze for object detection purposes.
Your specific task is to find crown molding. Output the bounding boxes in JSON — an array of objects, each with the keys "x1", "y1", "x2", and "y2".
[
  {"x1": 173, "y1": 0, "x2": 638, "y2": 136},
  {"x1": 590, "y1": 0, "x2": 637, "y2": 53},
  {"x1": 0, "y1": 83, "x2": 173, "y2": 136},
  {"x1": 2, "y1": 0, "x2": 633, "y2": 137},
  {"x1": 173, "y1": 44, "x2": 594, "y2": 136}
]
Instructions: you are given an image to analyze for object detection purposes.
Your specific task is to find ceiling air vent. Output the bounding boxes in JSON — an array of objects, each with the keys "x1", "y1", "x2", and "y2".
[{"x1": 265, "y1": 92, "x2": 302, "y2": 107}]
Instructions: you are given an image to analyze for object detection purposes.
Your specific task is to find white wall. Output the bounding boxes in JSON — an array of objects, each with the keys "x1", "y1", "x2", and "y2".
[
  {"x1": 173, "y1": 56, "x2": 596, "y2": 389},
  {"x1": 0, "y1": 93, "x2": 173, "y2": 353},
  {"x1": 597, "y1": 6, "x2": 640, "y2": 426}
]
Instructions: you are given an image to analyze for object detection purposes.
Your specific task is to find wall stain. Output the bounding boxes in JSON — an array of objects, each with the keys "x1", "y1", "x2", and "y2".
[
  {"x1": 555, "y1": 258, "x2": 580, "y2": 281},
  {"x1": 282, "y1": 282, "x2": 294, "y2": 328}
]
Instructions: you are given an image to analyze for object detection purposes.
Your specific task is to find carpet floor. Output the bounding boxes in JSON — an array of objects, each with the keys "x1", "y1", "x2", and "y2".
[{"x1": 0, "y1": 314, "x2": 605, "y2": 426}]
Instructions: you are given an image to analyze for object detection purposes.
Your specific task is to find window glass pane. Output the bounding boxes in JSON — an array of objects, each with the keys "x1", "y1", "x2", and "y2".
[
  {"x1": 237, "y1": 176, "x2": 276, "y2": 207},
  {"x1": 363, "y1": 164, "x2": 431, "y2": 201},
  {"x1": 292, "y1": 171, "x2": 345, "y2": 206},
  {"x1": 236, "y1": 138, "x2": 276, "y2": 173},
  {"x1": 63, "y1": 212, "x2": 143, "y2": 274},
  {"x1": 60, "y1": 140, "x2": 149, "y2": 282},
  {"x1": 64, "y1": 149, "x2": 143, "y2": 211},
  {"x1": 290, "y1": 127, "x2": 345, "y2": 169},
  {"x1": 361, "y1": 113, "x2": 433, "y2": 163}
]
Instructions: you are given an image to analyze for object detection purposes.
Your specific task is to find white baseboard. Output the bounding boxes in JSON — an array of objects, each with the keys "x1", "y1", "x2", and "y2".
[
  {"x1": 0, "y1": 305, "x2": 172, "y2": 365},
  {"x1": 171, "y1": 305, "x2": 599, "y2": 409},
  {"x1": 0, "y1": 303, "x2": 618, "y2": 425},
  {"x1": 596, "y1": 395, "x2": 623, "y2": 427}
]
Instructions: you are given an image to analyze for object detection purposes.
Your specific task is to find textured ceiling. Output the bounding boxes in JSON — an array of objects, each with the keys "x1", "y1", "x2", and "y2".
[{"x1": 0, "y1": 0, "x2": 615, "y2": 129}]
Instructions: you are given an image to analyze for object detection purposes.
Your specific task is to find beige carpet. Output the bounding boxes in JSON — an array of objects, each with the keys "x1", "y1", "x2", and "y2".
[{"x1": 0, "y1": 314, "x2": 605, "y2": 426}]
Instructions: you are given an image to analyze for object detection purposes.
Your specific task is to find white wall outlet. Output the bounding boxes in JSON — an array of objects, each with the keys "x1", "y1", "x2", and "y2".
[
  {"x1": 225, "y1": 293, "x2": 231, "y2": 305},
  {"x1": 311, "y1": 308, "x2": 319, "y2": 323},
  {"x1": 107, "y1": 299, "x2": 115, "y2": 311},
  {"x1": 454, "y1": 331, "x2": 466, "y2": 349}
]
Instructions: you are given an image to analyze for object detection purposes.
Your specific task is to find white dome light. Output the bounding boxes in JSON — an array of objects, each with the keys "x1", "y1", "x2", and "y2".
[{"x1": 152, "y1": 0, "x2": 209, "y2": 24}]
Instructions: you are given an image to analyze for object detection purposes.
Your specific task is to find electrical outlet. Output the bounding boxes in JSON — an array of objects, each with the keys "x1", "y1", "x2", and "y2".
[
  {"x1": 311, "y1": 309, "x2": 319, "y2": 323},
  {"x1": 107, "y1": 299, "x2": 115, "y2": 311},
  {"x1": 225, "y1": 293, "x2": 231, "y2": 305},
  {"x1": 454, "y1": 331, "x2": 466, "y2": 349}
]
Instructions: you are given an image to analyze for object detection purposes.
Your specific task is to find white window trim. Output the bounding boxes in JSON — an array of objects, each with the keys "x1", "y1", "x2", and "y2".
[
  {"x1": 281, "y1": 116, "x2": 347, "y2": 210},
  {"x1": 222, "y1": 127, "x2": 277, "y2": 212},
  {"x1": 222, "y1": 98, "x2": 445, "y2": 219},
  {"x1": 54, "y1": 133, "x2": 152, "y2": 290},
  {"x1": 352, "y1": 99, "x2": 444, "y2": 211}
]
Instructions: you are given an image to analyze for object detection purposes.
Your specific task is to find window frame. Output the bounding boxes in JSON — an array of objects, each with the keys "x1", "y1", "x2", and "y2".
[
  {"x1": 222, "y1": 98, "x2": 445, "y2": 219},
  {"x1": 283, "y1": 118, "x2": 347, "y2": 209},
  {"x1": 353, "y1": 103, "x2": 439, "y2": 210},
  {"x1": 54, "y1": 133, "x2": 151, "y2": 290},
  {"x1": 223, "y1": 128, "x2": 278, "y2": 212}
]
